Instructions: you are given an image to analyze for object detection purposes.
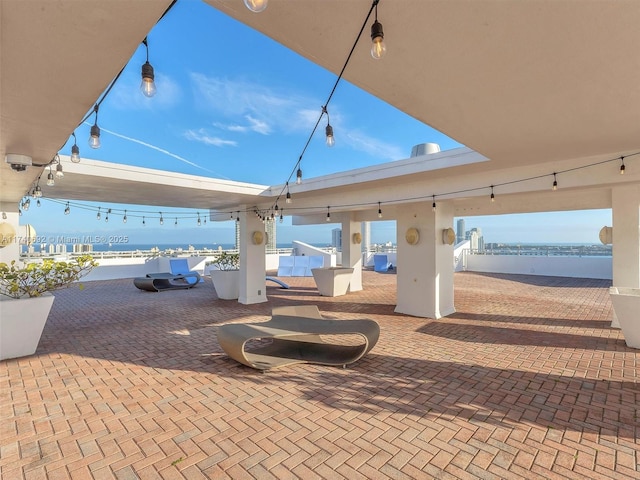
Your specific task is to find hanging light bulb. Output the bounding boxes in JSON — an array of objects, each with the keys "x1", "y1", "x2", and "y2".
[
  {"x1": 140, "y1": 38, "x2": 157, "y2": 98},
  {"x1": 236, "y1": 213, "x2": 240, "y2": 222},
  {"x1": 280, "y1": 210, "x2": 284, "y2": 223},
  {"x1": 64, "y1": 202, "x2": 70, "y2": 215},
  {"x1": 23, "y1": 198, "x2": 30, "y2": 211},
  {"x1": 47, "y1": 167, "x2": 55, "y2": 186},
  {"x1": 325, "y1": 124, "x2": 335, "y2": 148},
  {"x1": 326, "y1": 206, "x2": 331, "y2": 222},
  {"x1": 97, "y1": 207, "x2": 101, "y2": 220},
  {"x1": 244, "y1": 0, "x2": 268, "y2": 13},
  {"x1": 370, "y1": 4, "x2": 386, "y2": 59},
  {"x1": 56, "y1": 162, "x2": 64, "y2": 179},
  {"x1": 33, "y1": 185, "x2": 42, "y2": 198},
  {"x1": 432, "y1": 195, "x2": 437, "y2": 213},
  {"x1": 160, "y1": 213, "x2": 164, "y2": 225},
  {"x1": 37, "y1": 199, "x2": 41, "y2": 207},
  {"x1": 286, "y1": 184, "x2": 292, "y2": 204},
  {"x1": 89, "y1": 105, "x2": 101, "y2": 149},
  {"x1": 70, "y1": 132, "x2": 81, "y2": 163},
  {"x1": 142, "y1": 216, "x2": 146, "y2": 226},
  {"x1": 123, "y1": 210, "x2": 127, "y2": 223},
  {"x1": 19, "y1": 208, "x2": 22, "y2": 217},
  {"x1": 106, "y1": 208, "x2": 111, "y2": 223},
  {"x1": 296, "y1": 167, "x2": 303, "y2": 185},
  {"x1": 197, "y1": 213, "x2": 201, "y2": 226},
  {"x1": 378, "y1": 202, "x2": 383, "y2": 218},
  {"x1": 620, "y1": 157, "x2": 626, "y2": 175},
  {"x1": 2, "y1": 212, "x2": 6, "y2": 219},
  {"x1": 174, "y1": 217, "x2": 178, "y2": 226},
  {"x1": 490, "y1": 186, "x2": 495, "y2": 203},
  {"x1": 552, "y1": 173, "x2": 558, "y2": 191}
]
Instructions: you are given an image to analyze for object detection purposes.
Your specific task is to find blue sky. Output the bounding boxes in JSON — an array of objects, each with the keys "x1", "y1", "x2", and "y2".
[{"x1": 21, "y1": 0, "x2": 610, "y2": 247}]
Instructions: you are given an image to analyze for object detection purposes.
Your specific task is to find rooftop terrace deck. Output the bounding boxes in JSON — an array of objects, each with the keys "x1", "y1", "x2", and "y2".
[{"x1": 1, "y1": 271, "x2": 638, "y2": 479}]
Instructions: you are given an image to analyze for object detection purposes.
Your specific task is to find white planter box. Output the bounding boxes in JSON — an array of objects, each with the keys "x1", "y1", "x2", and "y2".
[
  {"x1": 610, "y1": 287, "x2": 640, "y2": 348},
  {"x1": 311, "y1": 267, "x2": 354, "y2": 297},
  {"x1": 0, "y1": 293, "x2": 55, "y2": 361},
  {"x1": 210, "y1": 270, "x2": 240, "y2": 300}
]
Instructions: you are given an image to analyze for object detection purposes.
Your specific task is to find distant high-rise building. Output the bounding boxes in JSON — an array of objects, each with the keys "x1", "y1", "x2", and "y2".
[
  {"x1": 469, "y1": 227, "x2": 485, "y2": 252},
  {"x1": 456, "y1": 218, "x2": 466, "y2": 244},
  {"x1": 266, "y1": 220, "x2": 276, "y2": 250},
  {"x1": 331, "y1": 228, "x2": 342, "y2": 248}
]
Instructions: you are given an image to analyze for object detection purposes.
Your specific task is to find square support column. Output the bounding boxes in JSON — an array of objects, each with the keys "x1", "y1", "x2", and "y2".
[
  {"x1": 612, "y1": 185, "x2": 640, "y2": 288},
  {"x1": 341, "y1": 217, "x2": 363, "y2": 292},
  {"x1": 395, "y1": 201, "x2": 455, "y2": 319},
  {"x1": 238, "y1": 211, "x2": 267, "y2": 305}
]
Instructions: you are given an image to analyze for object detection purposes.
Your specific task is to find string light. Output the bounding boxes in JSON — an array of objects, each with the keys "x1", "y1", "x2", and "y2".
[
  {"x1": 46, "y1": 167, "x2": 55, "y2": 186},
  {"x1": 174, "y1": 217, "x2": 178, "y2": 226},
  {"x1": 552, "y1": 173, "x2": 558, "y2": 191},
  {"x1": 244, "y1": 0, "x2": 268, "y2": 13},
  {"x1": 490, "y1": 186, "x2": 495, "y2": 203},
  {"x1": 123, "y1": 210, "x2": 127, "y2": 223},
  {"x1": 55, "y1": 162, "x2": 64, "y2": 179},
  {"x1": 140, "y1": 38, "x2": 157, "y2": 98},
  {"x1": 106, "y1": 208, "x2": 111, "y2": 222},
  {"x1": 280, "y1": 211, "x2": 284, "y2": 223},
  {"x1": 142, "y1": 216, "x2": 146, "y2": 226},
  {"x1": 1, "y1": 212, "x2": 6, "y2": 220},
  {"x1": 370, "y1": 1, "x2": 386, "y2": 60},
  {"x1": 286, "y1": 184, "x2": 292, "y2": 204},
  {"x1": 33, "y1": 185, "x2": 42, "y2": 198},
  {"x1": 378, "y1": 202, "x2": 382, "y2": 218},
  {"x1": 70, "y1": 132, "x2": 81, "y2": 163},
  {"x1": 197, "y1": 212, "x2": 201, "y2": 226},
  {"x1": 64, "y1": 202, "x2": 70, "y2": 215},
  {"x1": 620, "y1": 157, "x2": 626, "y2": 175},
  {"x1": 160, "y1": 212, "x2": 164, "y2": 225},
  {"x1": 37, "y1": 199, "x2": 41, "y2": 207},
  {"x1": 432, "y1": 195, "x2": 436, "y2": 212},
  {"x1": 96, "y1": 207, "x2": 101, "y2": 220},
  {"x1": 89, "y1": 105, "x2": 101, "y2": 149},
  {"x1": 324, "y1": 107, "x2": 335, "y2": 147},
  {"x1": 326, "y1": 206, "x2": 331, "y2": 222},
  {"x1": 296, "y1": 167, "x2": 303, "y2": 185}
]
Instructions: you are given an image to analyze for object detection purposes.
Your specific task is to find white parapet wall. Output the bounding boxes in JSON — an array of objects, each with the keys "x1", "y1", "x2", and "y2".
[{"x1": 465, "y1": 254, "x2": 612, "y2": 280}]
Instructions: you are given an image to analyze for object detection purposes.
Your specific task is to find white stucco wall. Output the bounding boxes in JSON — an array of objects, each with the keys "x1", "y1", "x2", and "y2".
[{"x1": 465, "y1": 255, "x2": 612, "y2": 280}]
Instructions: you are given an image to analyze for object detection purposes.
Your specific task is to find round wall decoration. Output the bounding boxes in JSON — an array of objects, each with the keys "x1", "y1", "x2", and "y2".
[
  {"x1": 0, "y1": 222, "x2": 16, "y2": 248},
  {"x1": 442, "y1": 227, "x2": 456, "y2": 245},
  {"x1": 405, "y1": 227, "x2": 420, "y2": 245},
  {"x1": 251, "y1": 231, "x2": 264, "y2": 245},
  {"x1": 352, "y1": 232, "x2": 362, "y2": 244}
]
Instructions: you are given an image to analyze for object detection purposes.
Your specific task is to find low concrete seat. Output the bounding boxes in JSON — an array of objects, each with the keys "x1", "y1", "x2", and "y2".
[{"x1": 217, "y1": 305, "x2": 380, "y2": 370}]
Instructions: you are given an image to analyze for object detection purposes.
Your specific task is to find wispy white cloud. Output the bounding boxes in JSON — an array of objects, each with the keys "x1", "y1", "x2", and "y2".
[
  {"x1": 344, "y1": 130, "x2": 406, "y2": 161},
  {"x1": 184, "y1": 129, "x2": 237, "y2": 147},
  {"x1": 212, "y1": 115, "x2": 271, "y2": 135},
  {"x1": 100, "y1": 126, "x2": 230, "y2": 178},
  {"x1": 189, "y1": 73, "x2": 405, "y2": 160}
]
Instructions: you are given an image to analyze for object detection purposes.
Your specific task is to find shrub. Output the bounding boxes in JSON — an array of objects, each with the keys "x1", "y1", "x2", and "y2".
[
  {"x1": 206, "y1": 251, "x2": 240, "y2": 271},
  {"x1": 0, "y1": 254, "x2": 98, "y2": 299}
]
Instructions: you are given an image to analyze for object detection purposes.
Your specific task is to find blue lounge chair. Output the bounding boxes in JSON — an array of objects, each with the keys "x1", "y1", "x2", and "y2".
[
  {"x1": 169, "y1": 258, "x2": 203, "y2": 285},
  {"x1": 374, "y1": 254, "x2": 392, "y2": 272}
]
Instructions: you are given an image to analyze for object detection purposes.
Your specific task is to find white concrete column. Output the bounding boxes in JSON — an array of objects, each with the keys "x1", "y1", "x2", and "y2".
[
  {"x1": 612, "y1": 185, "x2": 640, "y2": 288},
  {"x1": 395, "y1": 201, "x2": 455, "y2": 319},
  {"x1": 0, "y1": 203, "x2": 20, "y2": 264},
  {"x1": 238, "y1": 211, "x2": 267, "y2": 305},
  {"x1": 341, "y1": 217, "x2": 363, "y2": 292}
]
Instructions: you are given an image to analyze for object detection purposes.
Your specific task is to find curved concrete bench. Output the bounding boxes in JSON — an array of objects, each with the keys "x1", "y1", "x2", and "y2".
[{"x1": 217, "y1": 305, "x2": 380, "y2": 370}]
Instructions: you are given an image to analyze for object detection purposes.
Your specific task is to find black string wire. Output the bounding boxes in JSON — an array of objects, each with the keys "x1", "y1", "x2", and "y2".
[{"x1": 272, "y1": 0, "x2": 381, "y2": 208}]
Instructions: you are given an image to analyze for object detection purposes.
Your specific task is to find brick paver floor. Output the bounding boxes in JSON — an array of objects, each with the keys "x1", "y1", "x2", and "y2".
[{"x1": 1, "y1": 271, "x2": 638, "y2": 479}]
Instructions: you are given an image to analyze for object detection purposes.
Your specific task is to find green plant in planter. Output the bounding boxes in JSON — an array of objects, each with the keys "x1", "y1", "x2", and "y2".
[
  {"x1": 0, "y1": 254, "x2": 98, "y2": 299},
  {"x1": 206, "y1": 251, "x2": 240, "y2": 271}
]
